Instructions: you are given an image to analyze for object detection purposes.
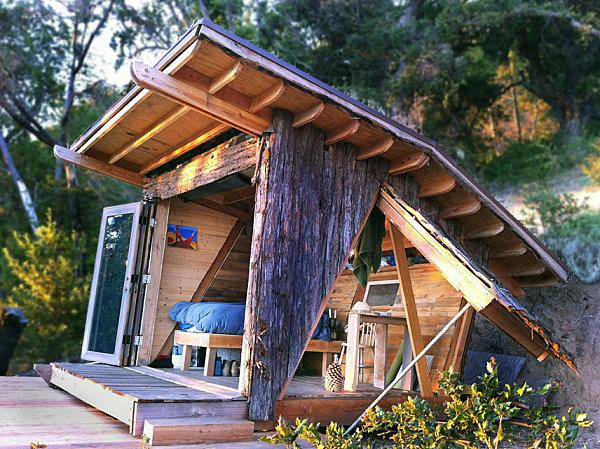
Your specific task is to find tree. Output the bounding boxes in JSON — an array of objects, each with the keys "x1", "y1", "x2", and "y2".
[
  {"x1": 0, "y1": 0, "x2": 117, "y2": 232},
  {"x1": 1, "y1": 214, "x2": 89, "y2": 363}
]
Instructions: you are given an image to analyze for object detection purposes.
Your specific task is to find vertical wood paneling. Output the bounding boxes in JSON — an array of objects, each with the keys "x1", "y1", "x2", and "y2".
[{"x1": 149, "y1": 198, "x2": 238, "y2": 360}]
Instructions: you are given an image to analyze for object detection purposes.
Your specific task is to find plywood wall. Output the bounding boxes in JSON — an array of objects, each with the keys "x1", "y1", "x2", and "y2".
[
  {"x1": 329, "y1": 264, "x2": 465, "y2": 390},
  {"x1": 148, "y1": 198, "x2": 239, "y2": 360},
  {"x1": 204, "y1": 232, "x2": 251, "y2": 302}
]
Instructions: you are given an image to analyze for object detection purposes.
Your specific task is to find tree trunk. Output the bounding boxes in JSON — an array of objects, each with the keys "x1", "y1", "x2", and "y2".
[
  {"x1": 240, "y1": 110, "x2": 389, "y2": 420},
  {"x1": 0, "y1": 132, "x2": 39, "y2": 232}
]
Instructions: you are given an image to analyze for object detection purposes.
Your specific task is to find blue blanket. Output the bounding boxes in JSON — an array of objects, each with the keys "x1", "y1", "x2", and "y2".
[
  {"x1": 169, "y1": 301, "x2": 332, "y2": 340},
  {"x1": 169, "y1": 302, "x2": 246, "y2": 335}
]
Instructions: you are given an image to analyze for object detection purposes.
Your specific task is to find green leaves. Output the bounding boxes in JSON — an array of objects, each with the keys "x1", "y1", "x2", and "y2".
[{"x1": 263, "y1": 360, "x2": 592, "y2": 449}]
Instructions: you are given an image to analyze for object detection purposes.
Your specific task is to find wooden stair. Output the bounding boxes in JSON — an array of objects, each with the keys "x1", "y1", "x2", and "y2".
[{"x1": 143, "y1": 416, "x2": 255, "y2": 446}]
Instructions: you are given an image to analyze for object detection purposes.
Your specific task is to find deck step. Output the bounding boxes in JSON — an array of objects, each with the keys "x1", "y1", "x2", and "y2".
[{"x1": 143, "y1": 416, "x2": 254, "y2": 446}]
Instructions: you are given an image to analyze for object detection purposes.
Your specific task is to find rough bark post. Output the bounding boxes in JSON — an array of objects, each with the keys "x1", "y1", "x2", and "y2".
[{"x1": 240, "y1": 109, "x2": 388, "y2": 420}]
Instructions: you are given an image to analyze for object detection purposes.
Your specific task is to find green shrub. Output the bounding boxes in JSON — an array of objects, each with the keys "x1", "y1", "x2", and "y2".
[
  {"x1": 581, "y1": 139, "x2": 600, "y2": 186},
  {"x1": 482, "y1": 137, "x2": 593, "y2": 187},
  {"x1": 261, "y1": 360, "x2": 592, "y2": 449},
  {"x1": 1, "y1": 212, "x2": 90, "y2": 366},
  {"x1": 523, "y1": 188, "x2": 600, "y2": 283}
]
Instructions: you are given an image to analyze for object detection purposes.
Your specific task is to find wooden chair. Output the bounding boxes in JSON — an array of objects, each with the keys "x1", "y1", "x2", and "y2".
[{"x1": 340, "y1": 322, "x2": 377, "y2": 382}]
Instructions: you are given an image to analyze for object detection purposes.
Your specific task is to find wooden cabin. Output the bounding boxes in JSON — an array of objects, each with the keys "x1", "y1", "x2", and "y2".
[{"x1": 51, "y1": 19, "x2": 574, "y2": 447}]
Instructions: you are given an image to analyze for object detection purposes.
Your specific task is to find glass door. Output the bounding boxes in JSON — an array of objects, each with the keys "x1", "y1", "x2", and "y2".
[{"x1": 81, "y1": 203, "x2": 141, "y2": 364}]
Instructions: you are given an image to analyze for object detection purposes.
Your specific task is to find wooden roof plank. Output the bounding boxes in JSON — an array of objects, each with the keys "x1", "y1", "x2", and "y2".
[
  {"x1": 130, "y1": 62, "x2": 269, "y2": 136},
  {"x1": 108, "y1": 105, "x2": 190, "y2": 164},
  {"x1": 489, "y1": 243, "x2": 527, "y2": 259},
  {"x1": 77, "y1": 38, "x2": 202, "y2": 154},
  {"x1": 139, "y1": 122, "x2": 229, "y2": 175},
  {"x1": 463, "y1": 222, "x2": 505, "y2": 240}
]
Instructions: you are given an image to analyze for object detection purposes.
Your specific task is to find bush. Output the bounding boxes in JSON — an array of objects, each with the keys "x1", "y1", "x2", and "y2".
[
  {"x1": 482, "y1": 137, "x2": 593, "y2": 187},
  {"x1": 261, "y1": 360, "x2": 592, "y2": 449},
  {"x1": 523, "y1": 188, "x2": 600, "y2": 283},
  {"x1": 1, "y1": 212, "x2": 90, "y2": 366}
]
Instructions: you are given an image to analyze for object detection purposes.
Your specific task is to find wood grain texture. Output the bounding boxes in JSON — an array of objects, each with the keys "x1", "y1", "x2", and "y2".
[
  {"x1": 240, "y1": 110, "x2": 388, "y2": 420},
  {"x1": 144, "y1": 138, "x2": 258, "y2": 199}
]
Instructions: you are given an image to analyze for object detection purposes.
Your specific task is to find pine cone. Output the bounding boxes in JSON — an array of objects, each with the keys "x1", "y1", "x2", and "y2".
[{"x1": 324, "y1": 361, "x2": 343, "y2": 392}]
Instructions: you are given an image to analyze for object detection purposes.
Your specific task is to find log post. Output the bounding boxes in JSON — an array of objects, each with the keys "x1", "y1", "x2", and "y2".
[{"x1": 239, "y1": 109, "x2": 388, "y2": 420}]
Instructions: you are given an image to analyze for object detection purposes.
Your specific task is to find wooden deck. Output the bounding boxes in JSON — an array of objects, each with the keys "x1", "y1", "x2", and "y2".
[
  {"x1": 0, "y1": 376, "x2": 312, "y2": 449},
  {"x1": 49, "y1": 362, "x2": 416, "y2": 438}
]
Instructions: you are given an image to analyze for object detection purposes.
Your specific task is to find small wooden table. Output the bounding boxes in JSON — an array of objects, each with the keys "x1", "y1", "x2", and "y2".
[{"x1": 343, "y1": 311, "x2": 408, "y2": 391}]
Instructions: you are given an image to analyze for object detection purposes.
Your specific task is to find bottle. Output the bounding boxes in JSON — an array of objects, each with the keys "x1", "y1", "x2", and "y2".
[
  {"x1": 214, "y1": 357, "x2": 223, "y2": 376},
  {"x1": 231, "y1": 361, "x2": 240, "y2": 377},
  {"x1": 172, "y1": 344, "x2": 183, "y2": 369},
  {"x1": 223, "y1": 359, "x2": 232, "y2": 377}
]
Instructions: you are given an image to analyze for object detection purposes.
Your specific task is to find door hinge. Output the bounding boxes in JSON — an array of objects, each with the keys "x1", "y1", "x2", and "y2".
[
  {"x1": 142, "y1": 274, "x2": 151, "y2": 284},
  {"x1": 133, "y1": 335, "x2": 143, "y2": 346},
  {"x1": 122, "y1": 334, "x2": 132, "y2": 345},
  {"x1": 131, "y1": 273, "x2": 151, "y2": 284},
  {"x1": 149, "y1": 218, "x2": 157, "y2": 228}
]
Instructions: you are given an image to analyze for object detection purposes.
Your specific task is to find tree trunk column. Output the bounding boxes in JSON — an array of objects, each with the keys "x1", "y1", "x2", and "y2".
[{"x1": 239, "y1": 109, "x2": 388, "y2": 420}]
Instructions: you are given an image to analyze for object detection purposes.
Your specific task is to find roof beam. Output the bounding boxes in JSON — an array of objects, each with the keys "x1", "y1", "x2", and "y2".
[
  {"x1": 441, "y1": 198, "x2": 482, "y2": 220},
  {"x1": 463, "y1": 222, "x2": 505, "y2": 240},
  {"x1": 130, "y1": 62, "x2": 269, "y2": 136},
  {"x1": 292, "y1": 102, "x2": 324, "y2": 128},
  {"x1": 489, "y1": 243, "x2": 527, "y2": 259},
  {"x1": 417, "y1": 176, "x2": 456, "y2": 198},
  {"x1": 139, "y1": 122, "x2": 229, "y2": 175},
  {"x1": 143, "y1": 138, "x2": 258, "y2": 199},
  {"x1": 219, "y1": 185, "x2": 256, "y2": 205},
  {"x1": 357, "y1": 137, "x2": 394, "y2": 161},
  {"x1": 506, "y1": 262, "x2": 546, "y2": 277},
  {"x1": 388, "y1": 152, "x2": 429, "y2": 175},
  {"x1": 54, "y1": 145, "x2": 145, "y2": 186},
  {"x1": 108, "y1": 105, "x2": 190, "y2": 164},
  {"x1": 325, "y1": 119, "x2": 360, "y2": 146},
  {"x1": 249, "y1": 80, "x2": 286, "y2": 112},
  {"x1": 209, "y1": 60, "x2": 243, "y2": 94}
]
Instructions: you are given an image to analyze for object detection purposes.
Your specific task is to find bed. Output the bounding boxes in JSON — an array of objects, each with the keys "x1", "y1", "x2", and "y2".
[{"x1": 170, "y1": 301, "x2": 342, "y2": 375}]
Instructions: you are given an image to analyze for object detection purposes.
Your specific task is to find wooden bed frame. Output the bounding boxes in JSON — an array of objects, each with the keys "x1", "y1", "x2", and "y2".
[{"x1": 174, "y1": 330, "x2": 343, "y2": 376}]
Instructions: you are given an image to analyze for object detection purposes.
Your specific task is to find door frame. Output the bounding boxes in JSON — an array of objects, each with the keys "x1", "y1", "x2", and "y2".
[{"x1": 81, "y1": 202, "x2": 142, "y2": 365}]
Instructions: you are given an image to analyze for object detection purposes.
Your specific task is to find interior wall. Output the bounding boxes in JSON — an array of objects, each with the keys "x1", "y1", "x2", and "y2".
[
  {"x1": 148, "y1": 197, "x2": 239, "y2": 360},
  {"x1": 329, "y1": 264, "x2": 465, "y2": 390}
]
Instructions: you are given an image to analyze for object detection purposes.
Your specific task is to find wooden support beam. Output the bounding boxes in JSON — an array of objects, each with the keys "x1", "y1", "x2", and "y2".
[
  {"x1": 441, "y1": 198, "x2": 482, "y2": 220},
  {"x1": 143, "y1": 138, "x2": 258, "y2": 199},
  {"x1": 489, "y1": 243, "x2": 527, "y2": 259},
  {"x1": 191, "y1": 221, "x2": 246, "y2": 302},
  {"x1": 388, "y1": 222, "x2": 434, "y2": 398},
  {"x1": 377, "y1": 186, "x2": 495, "y2": 311},
  {"x1": 209, "y1": 60, "x2": 243, "y2": 94},
  {"x1": 139, "y1": 123, "x2": 229, "y2": 175},
  {"x1": 443, "y1": 299, "x2": 475, "y2": 372},
  {"x1": 130, "y1": 62, "x2": 270, "y2": 136},
  {"x1": 219, "y1": 185, "x2": 256, "y2": 205},
  {"x1": 109, "y1": 105, "x2": 190, "y2": 164},
  {"x1": 417, "y1": 176, "x2": 456, "y2": 198},
  {"x1": 357, "y1": 137, "x2": 394, "y2": 161},
  {"x1": 513, "y1": 274, "x2": 558, "y2": 288},
  {"x1": 190, "y1": 198, "x2": 253, "y2": 223},
  {"x1": 54, "y1": 145, "x2": 145, "y2": 186},
  {"x1": 249, "y1": 81, "x2": 286, "y2": 112},
  {"x1": 325, "y1": 119, "x2": 360, "y2": 146},
  {"x1": 292, "y1": 102, "x2": 324, "y2": 128},
  {"x1": 388, "y1": 152, "x2": 429, "y2": 175},
  {"x1": 463, "y1": 222, "x2": 505, "y2": 240}
]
